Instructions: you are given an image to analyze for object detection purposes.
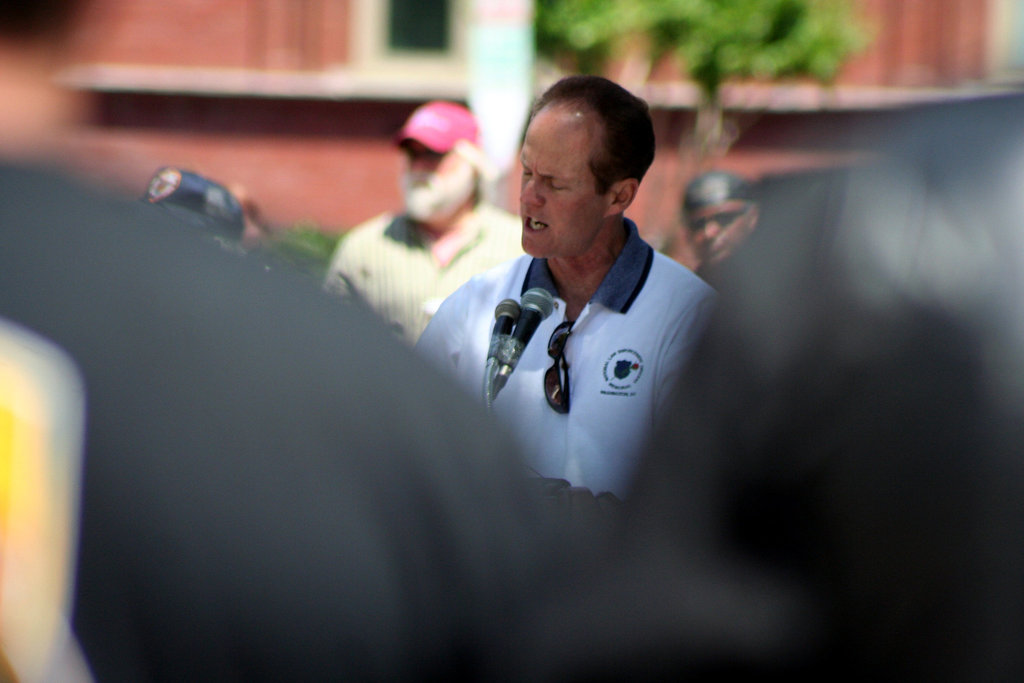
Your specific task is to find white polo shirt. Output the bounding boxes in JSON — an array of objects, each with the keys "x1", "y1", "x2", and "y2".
[{"x1": 416, "y1": 220, "x2": 716, "y2": 497}]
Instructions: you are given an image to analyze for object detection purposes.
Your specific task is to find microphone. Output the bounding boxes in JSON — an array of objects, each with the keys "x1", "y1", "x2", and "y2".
[
  {"x1": 484, "y1": 288, "x2": 554, "y2": 405},
  {"x1": 488, "y1": 298, "x2": 521, "y2": 360},
  {"x1": 511, "y1": 288, "x2": 555, "y2": 351},
  {"x1": 483, "y1": 299, "x2": 522, "y2": 406}
]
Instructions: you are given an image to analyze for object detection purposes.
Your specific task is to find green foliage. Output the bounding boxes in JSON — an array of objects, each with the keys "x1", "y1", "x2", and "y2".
[
  {"x1": 535, "y1": 0, "x2": 632, "y2": 73},
  {"x1": 261, "y1": 222, "x2": 339, "y2": 279},
  {"x1": 536, "y1": 0, "x2": 869, "y2": 100}
]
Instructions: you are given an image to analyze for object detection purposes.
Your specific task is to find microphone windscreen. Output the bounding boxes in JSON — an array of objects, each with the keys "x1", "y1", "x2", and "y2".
[
  {"x1": 520, "y1": 288, "x2": 554, "y2": 319},
  {"x1": 494, "y1": 298, "x2": 521, "y2": 321}
]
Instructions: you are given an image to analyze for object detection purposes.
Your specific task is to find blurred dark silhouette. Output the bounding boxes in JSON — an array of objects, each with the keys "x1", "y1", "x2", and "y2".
[{"x1": 0, "y1": 2, "x2": 566, "y2": 680}]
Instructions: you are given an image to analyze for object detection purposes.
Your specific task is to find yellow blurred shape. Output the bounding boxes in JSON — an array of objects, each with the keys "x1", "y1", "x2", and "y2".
[{"x1": 0, "y1": 320, "x2": 85, "y2": 683}]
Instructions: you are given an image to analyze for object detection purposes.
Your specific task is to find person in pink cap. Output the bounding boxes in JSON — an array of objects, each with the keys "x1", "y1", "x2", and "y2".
[{"x1": 325, "y1": 100, "x2": 522, "y2": 343}]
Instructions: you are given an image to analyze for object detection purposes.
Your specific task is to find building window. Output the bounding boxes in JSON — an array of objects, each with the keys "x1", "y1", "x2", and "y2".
[
  {"x1": 389, "y1": 0, "x2": 450, "y2": 52},
  {"x1": 350, "y1": 0, "x2": 467, "y2": 96}
]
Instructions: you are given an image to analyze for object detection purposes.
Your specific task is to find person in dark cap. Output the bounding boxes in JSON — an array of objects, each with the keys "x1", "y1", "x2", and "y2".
[
  {"x1": 143, "y1": 166, "x2": 247, "y2": 246},
  {"x1": 669, "y1": 169, "x2": 759, "y2": 279},
  {"x1": 324, "y1": 100, "x2": 523, "y2": 343}
]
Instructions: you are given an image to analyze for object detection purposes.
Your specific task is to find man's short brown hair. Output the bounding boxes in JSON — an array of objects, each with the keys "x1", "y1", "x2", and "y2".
[{"x1": 528, "y1": 75, "x2": 655, "y2": 195}]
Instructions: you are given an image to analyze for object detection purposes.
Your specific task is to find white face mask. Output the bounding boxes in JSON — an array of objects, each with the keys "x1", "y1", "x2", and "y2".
[{"x1": 401, "y1": 154, "x2": 476, "y2": 224}]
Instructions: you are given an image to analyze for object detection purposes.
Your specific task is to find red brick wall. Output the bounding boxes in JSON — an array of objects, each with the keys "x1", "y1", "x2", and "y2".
[
  {"x1": 61, "y1": 90, "x2": 896, "y2": 248},
  {"x1": 839, "y1": 0, "x2": 989, "y2": 86},
  {"x1": 71, "y1": 0, "x2": 351, "y2": 70},
  {"x1": 58, "y1": 0, "x2": 996, "y2": 241},
  {"x1": 73, "y1": 0, "x2": 992, "y2": 84},
  {"x1": 64, "y1": 95, "x2": 422, "y2": 234}
]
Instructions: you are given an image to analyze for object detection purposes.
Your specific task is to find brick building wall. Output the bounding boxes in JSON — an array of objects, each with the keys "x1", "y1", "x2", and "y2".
[
  {"x1": 73, "y1": 0, "x2": 351, "y2": 69},
  {"x1": 58, "y1": 0, "x2": 1000, "y2": 241},
  {"x1": 841, "y1": 0, "x2": 989, "y2": 86}
]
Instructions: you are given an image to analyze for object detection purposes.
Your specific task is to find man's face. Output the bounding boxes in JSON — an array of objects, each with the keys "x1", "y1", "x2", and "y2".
[
  {"x1": 519, "y1": 105, "x2": 618, "y2": 261},
  {"x1": 687, "y1": 199, "x2": 758, "y2": 266},
  {"x1": 400, "y1": 140, "x2": 475, "y2": 225}
]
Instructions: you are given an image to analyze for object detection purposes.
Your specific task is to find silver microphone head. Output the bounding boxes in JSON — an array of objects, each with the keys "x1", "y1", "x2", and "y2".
[
  {"x1": 494, "y1": 298, "x2": 521, "y2": 321},
  {"x1": 520, "y1": 287, "x2": 554, "y2": 320}
]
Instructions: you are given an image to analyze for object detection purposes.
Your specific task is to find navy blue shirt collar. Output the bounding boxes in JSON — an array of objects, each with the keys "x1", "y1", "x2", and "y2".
[{"x1": 522, "y1": 218, "x2": 654, "y2": 314}]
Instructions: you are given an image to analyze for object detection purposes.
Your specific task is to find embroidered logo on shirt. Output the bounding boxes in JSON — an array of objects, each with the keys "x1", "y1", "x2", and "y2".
[{"x1": 601, "y1": 349, "x2": 644, "y2": 396}]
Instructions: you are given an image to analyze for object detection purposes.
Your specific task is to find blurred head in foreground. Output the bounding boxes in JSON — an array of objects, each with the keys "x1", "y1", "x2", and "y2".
[
  {"x1": 0, "y1": 3, "x2": 560, "y2": 680},
  {"x1": 0, "y1": 2, "x2": 92, "y2": 162}
]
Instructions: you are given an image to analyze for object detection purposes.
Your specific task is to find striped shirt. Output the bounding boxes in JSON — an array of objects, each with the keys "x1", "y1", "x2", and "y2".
[{"x1": 324, "y1": 203, "x2": 523, "y2": 344}]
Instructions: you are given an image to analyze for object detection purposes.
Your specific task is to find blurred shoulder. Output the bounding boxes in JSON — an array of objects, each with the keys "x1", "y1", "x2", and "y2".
[{"x1": 335, "y1": 213, "x2": 401, "y2": 247}]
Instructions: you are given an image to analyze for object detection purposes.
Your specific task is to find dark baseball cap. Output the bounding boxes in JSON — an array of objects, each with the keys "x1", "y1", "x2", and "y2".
[
  {"x1": 143, "y1": 167, "x2": 245, "y2": 239},
  {"x1": 683, "y1": 171, "x2": 754, "y2": 214}
]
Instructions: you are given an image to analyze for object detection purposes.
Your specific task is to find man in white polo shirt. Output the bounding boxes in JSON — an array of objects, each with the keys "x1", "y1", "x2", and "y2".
[{"x1": 417, "y1": 75, "x2": 716, "y2": 498}]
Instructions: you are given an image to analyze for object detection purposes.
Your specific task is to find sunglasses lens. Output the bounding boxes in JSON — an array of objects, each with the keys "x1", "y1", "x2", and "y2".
[
  {"x1": 548, "y1": 322, "x2": 571, "y2": 358},
  {"x1": 545, "y1": 363, "x2": 569, "y2": 413},
  {"x1": 694, "y1": 209, "x2": 744, "y2": 231},
  {"x1": 545, "y1": 321, "x2": 572, "y2": 413}
]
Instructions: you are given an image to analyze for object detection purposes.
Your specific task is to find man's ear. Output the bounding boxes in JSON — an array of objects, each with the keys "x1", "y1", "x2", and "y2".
[{"x1": 604, "y1": 178, "x2": 639, "y2": 217}]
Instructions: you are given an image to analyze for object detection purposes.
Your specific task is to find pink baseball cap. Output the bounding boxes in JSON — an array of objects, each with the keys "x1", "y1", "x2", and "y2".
[{"x1": 395, "y1": 101, "x2": 480, "y2": 153}]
